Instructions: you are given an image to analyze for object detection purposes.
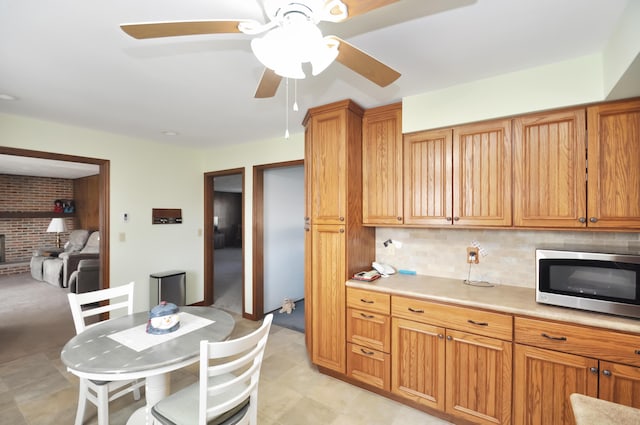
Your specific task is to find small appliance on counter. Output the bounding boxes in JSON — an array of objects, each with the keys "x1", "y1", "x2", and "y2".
[{"x1": 536, "y1": 247, "x2": 640, "y2": 319}]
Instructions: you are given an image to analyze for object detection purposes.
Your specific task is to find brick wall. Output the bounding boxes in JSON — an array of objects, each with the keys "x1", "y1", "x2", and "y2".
[{"x1": 0, "y1": 174, "x2": 76, "y2": 275}]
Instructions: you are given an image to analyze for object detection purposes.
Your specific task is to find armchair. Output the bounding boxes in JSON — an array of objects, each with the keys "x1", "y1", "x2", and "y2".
[
  {"x1": 43, "y1": 231, "x2": 100, "y2": 288},
  {"x1": 30, "y1": 229, "x2": 90, "y2": 282},
  {"x1": 68, "y1": 259, "x2": 100, "y2": 294}
]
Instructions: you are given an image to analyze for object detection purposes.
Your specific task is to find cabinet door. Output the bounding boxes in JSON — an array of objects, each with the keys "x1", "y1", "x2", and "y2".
[
  {"x1": 362, "y1": 103, "x2": 403, "y2": 225},
  {"x1": 311, "y1": 225, "x2": 346, "y2": 372},
  {"x1": 599, "y1": 361, "x2": 640, "y2": 409},
  {"x1": 403, "y1": 129, "x2": 453, "y2": 225},
  {"x1": 445, "y1": 329, "x2": 512, "y2": 425},
  {"x1": 304, "y1": 125, "x2": 313, "y2": 355},
  {"x1": 391, "y1": 317, "x2": 446, "y2": 410},
  {"x1": 453, "y1": 119, "x2": 512, "y2": 226},
  {"x1": 308, "y1": 109, "x2": 347, "y2": 224},
  {"x1": 587, "y1": 99, "x2": 640, "y2": 228},
  {"x1": 514, "y1": 344, "x2": 598, "y2": 425},
  {"x1": 513, "y1": 109, "x2": 587, "y2": 227}
]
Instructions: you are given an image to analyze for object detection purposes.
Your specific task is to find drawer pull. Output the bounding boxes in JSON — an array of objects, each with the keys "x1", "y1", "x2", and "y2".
[
  {"x1": 360, "y1": 313, "x2": 375, "y2": 319},
  {"x1": 408, "y1": 307, "x2": 425, "y2": 313},
  {"x1": 635, "y1": 349, "x2": 640, "y2": 355},
  {"x1": 360, "y1": 348, "x2": 375, "y2": 356},
  {"x1": 467, "y1": 319, "x2": 489, "y2": 326},
  {"x1": 360, "y1": 298, "x2": 374, "y2": 304},
  {"x1": 541, "y1": 333, "x2": 567, "y2": 341}
]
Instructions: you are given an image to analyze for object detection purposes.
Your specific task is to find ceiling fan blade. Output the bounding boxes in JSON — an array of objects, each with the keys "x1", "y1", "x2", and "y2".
[
  {"x1": 330, "y1": 36, "x2": 400, "y2": 87},
  {"x1": 339, "y1": 0, "x2": 400, "y2": 20},
  {"x1": 254, "y1": 68, "x2": 283, "y2": 98},
  {"x1": 120, "y1": 20, "x2": 250, "y2": 39}
]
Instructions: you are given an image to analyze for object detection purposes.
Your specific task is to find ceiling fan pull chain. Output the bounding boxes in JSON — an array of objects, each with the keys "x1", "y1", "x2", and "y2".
[
  {"x1": 284, "y1": 78, "x2": 290, "y2": 139},
  {"x1": 293, "y1": 79, "x2": 299, "y2": 112}
]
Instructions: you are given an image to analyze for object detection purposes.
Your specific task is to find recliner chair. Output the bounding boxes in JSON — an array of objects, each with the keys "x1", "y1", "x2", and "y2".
[
  {"x1": 30, "y1": 229, "x2": 90, "y2": 282},
  {"x1": 68, "y1": 259, "x2": 100, "y2": 294},
  {"x1": 43, "y1": 231, "x2": 99, "y2": 288}
]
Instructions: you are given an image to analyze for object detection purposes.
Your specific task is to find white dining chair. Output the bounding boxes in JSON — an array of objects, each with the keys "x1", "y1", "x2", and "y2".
[
  {"x1": 151, "y1": 314, "x2": 274, "y2": 425},
  {"x1": 67, "y1": 281, "x2": 145, "y2": 425}
]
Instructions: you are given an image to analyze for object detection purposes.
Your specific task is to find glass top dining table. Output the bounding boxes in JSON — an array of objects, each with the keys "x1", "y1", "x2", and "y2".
[{"x1": 61, "y1": 306, "x2": 235, "y2": 424}]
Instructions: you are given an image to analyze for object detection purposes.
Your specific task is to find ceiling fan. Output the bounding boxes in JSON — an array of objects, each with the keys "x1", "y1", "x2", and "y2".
[{"x1": 120, "y1": 0, "x2": 401, "y2": 98}]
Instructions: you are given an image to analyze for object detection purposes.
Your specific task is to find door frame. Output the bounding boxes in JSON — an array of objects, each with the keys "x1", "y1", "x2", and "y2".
[
  {"x1": 203, "y1": 168, "x2": 245, "y2": 314},
  {"x1": 251, "y1": 160, "x2": 304, "y2": 320},
  {"x1": 0, "y1": 146, "x2": 110, "y2": 288}
]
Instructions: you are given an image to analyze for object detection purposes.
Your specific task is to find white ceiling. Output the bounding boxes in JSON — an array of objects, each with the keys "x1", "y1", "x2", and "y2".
[{"x1": 0, "y1": 0, "x2": 633, "y2": 152}]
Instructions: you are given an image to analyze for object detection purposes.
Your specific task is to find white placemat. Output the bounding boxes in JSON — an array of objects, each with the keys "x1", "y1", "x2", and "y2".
[{"x1": 108, "y1": 312, "x2": 214, "y2": 352}]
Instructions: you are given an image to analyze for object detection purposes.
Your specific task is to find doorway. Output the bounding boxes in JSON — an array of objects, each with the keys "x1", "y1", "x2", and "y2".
[
  {"x1": 252, "y1": 160, "x2": 304, "y2": 328},
  {"x1": 203, "y1": 169, "x2": 244, "y2": 315},
  {"x1": 0, "y1": 147, "x2": 110, "y2": 287}
]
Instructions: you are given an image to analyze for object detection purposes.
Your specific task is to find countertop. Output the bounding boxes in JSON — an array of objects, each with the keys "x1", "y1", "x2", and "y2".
[
  {"x1": 346, "y1": 274, "x2": 640, "y2": 334},
  {"x1": 570, "y1": 394, "x2": 640, "y2": 425}
]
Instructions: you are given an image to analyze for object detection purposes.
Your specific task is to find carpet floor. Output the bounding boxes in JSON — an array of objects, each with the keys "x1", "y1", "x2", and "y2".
[{"x1": 270, "y1": 299, "x2": 305, "y2": 333}]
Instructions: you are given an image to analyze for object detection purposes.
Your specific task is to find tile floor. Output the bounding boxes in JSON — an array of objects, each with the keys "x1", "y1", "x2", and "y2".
[{"x1": 0, "y1": 276, "x2": 451, "y2": 425}]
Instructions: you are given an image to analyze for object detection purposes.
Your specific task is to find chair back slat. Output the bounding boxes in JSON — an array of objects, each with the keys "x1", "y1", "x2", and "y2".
[
  {"x1": 198, "y1": 314, "x2": 273, "y2": 425},
  {"x1": 67, "y1": 282, "x2": 135, "y2": 334}
]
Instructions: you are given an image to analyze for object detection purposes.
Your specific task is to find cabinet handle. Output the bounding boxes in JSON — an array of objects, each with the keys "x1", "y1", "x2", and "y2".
[
  {"x1": 589, "y1": 217, "x2": 598, "y2": 223},
  {"x1": 339, "y1": 228, "x2": 345, "y2": 233},
  {"x1": 446, "y1": 217, "x2": 452, "y2": 221},
  {"x1": 446, "y1": 335, "x2": 453, "y2": 341},
  {"x1": 467, "y1": 319, "x2": 489, "y2": 326},
  {"x1": 339, "y1": 216, "x2": 345, "y2": 221},
  {"x1": 408, "y1": 307, "x2": 424, "y2": 313},
  {"x1": 360, "y1": 298, "x2": 374, "y2": 304},
  {"x1": 360, "y1": 348, "x2": 375, "y2": 356},
  {"x1": 438, "y1": 334, "x2": 444, "y2": 339},
  {"x1": 589, "y1": 367, "x2": 599, "y2": 374},
  {"x1": 578, "y1": 217, "x2": 586, "y2": 223},
  {"x1": 454, "y1": 217, "x2": 460, "y2": 221},
  {"x1": 603, "y1": 370, "x2": 612, "y2": 377},
  {"x1": 541, "y1": 333, "x2": 567, "y2": 341},
  {"x1": 397, "y1": 216, "x2": 402, "y2": 221},
  {"x1": 634, "y1": 349, "x2": 640, "y2": 355},
  {"x1": 360, "y1": 313, "x2": 375, "y2": 319}
]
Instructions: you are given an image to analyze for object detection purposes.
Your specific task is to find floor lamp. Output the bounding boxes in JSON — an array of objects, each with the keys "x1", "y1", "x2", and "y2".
[{"x1": 47, "y1": 218, "x2": 67, "y2": 249}]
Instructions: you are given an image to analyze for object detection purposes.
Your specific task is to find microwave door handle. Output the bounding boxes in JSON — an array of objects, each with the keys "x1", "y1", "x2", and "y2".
[{"x1": 541, "y1": 333, "x2": 568, "y2": 341}]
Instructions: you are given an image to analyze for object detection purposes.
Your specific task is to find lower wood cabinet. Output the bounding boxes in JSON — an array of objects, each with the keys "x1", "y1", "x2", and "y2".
[
  {"x1": 514, "y1": 316, "x2": 640, "y2": 425},
  {"x1": 391, "y1": 297, "x2": 512, "y2": 425}
]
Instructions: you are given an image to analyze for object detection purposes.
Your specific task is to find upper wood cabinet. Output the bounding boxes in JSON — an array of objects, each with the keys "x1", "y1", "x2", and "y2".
[
  {"x1": 587, "y1": 99, "x2": 640, "y2": 229},
  {"x1": 403, "y1": 119, "x2": 511, "y2": 226},
  {"x1": 362, "y1": 103, "x2": 403, "y2": 225},
  {"x1": 403, "y1": 129, "x2": 453, "y2": 225},
  {"x1": 304, "y1": 100, "x2": 364, "y2": 225},
  {"x1": 513, "y1": 108, "x2": 587, "y2": 228},
  {"x1": 453, "y1": 119, "x2": 512, "y2": 226}
]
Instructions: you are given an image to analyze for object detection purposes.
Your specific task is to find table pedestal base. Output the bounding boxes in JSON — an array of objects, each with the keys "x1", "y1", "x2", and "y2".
[{"x1": 126, "y1": 373, "x2": 170, "y2": 425}]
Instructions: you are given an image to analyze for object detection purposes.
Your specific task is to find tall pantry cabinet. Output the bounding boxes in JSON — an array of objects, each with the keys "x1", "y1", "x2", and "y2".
[{"x1": 303, "y1": 100, "x2": 375, "y2": 373}]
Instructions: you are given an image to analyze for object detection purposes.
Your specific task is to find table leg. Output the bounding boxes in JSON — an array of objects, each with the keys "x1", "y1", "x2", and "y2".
[{"x1": 126, "y1": 373, "x2": 171, "y2": 425}]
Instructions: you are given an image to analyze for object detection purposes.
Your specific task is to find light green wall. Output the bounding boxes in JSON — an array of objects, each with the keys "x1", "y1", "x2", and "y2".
[
  {"x1": 403, "y1": 53, "x2": 604, "y2": 134},
  {"x1": 603, "y1": 0, "x2": 640, "y2": 98},
  {"x1": 0, "y1": 113, "x2": 303, "y2": 314},
  {"x1": 200, "y1": 133, "x2": 304, "y2": 314}
]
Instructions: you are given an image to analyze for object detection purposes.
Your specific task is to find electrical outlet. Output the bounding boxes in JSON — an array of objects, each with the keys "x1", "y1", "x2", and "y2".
[{"x1": 466, "y1": 247, "x2": 479, "y2": 264}]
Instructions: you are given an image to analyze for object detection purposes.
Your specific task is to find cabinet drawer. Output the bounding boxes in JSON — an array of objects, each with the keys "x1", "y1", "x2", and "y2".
[
  {"x1": 347, "y1": 287, "x2": 390, "y2": 315},
  {"x1": 347, "y1": 342, "x2": 390, "y2": 391},
  {"x1": 515, "y1": 317, "x2": 640, "y2": 367},
  {"x1": 347, "y1": 308, "x2": 390, "y2": 353},
  {"x1": 392, "y1": 296, "x2": 513, "y2": 341}
]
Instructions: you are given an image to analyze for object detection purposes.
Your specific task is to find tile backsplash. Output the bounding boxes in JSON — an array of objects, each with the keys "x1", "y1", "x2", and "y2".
[{"x1": 375, "y1": 228, "x2": 640, "y2": 289}]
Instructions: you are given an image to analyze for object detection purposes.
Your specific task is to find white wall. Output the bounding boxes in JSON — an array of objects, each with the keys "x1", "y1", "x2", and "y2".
[
  {"x1": 602, "y1": 0, "x2": 640, "y2": 98},
  {"x1": 263, "y1": 165, "x2": 305, "y2": 312}
]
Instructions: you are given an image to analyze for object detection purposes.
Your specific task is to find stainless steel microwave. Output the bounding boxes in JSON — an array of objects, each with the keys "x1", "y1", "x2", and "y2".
[{"x1": 536, "y1": 248, "x2": 640, "y2": 319}]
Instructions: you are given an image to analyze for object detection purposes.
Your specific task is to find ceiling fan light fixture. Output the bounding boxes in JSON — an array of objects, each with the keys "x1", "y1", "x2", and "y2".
[{"x1": 311, "y1": 39, "x2": 339, "y2": 76}]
